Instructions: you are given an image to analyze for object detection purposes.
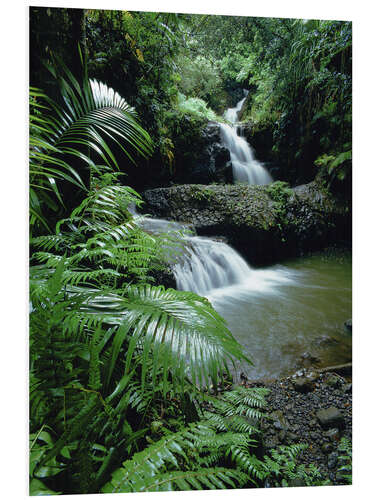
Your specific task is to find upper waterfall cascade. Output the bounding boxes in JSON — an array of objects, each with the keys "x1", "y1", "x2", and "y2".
[{"x1": 220, "y1": 95, "x2": 273, "y2": 185}]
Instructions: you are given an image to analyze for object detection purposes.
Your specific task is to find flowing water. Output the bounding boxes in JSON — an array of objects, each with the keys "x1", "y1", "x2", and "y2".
[
  {"x1": 204, "y1": 251, "x2": 352, "y2": 381},
  {"x1": 134, "y1": 94, "x2": 350, "y2": 381},
  {"x1": 135, "y1": 211, "x2": 351, "y2": 381},
  {"x1": 219, "y1": 95, "x2": 273, "y2": 185}
]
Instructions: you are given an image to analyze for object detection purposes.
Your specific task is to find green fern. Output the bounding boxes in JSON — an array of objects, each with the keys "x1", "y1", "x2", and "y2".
[
  {"x1": 102, "y1": 423, "x2": 251, "y2": 493},
  {"x1": 102, "y1": 425, "x2": 203, "y2": 493},
  {"x1": 102, "y1": 386, "x2": 271, "y2": 493},
  {"x1": 336, "y1": 437, "x2": 352, "y2": 484},
  {"x1": 203, "y1": 387, "x2": 268, "y2": 432},
  {"x1": 262, "y1": 444, "x2": 330, "y2": 487},
  {"x1": 131, "y1": 468, "x2": 248, "y2": 492},
  {"x1": 30, "y1": 58, "x2": 153, "y2": 236},
  {"x1": 29, "y1": 187, "x2": 252, "y2": 493}
]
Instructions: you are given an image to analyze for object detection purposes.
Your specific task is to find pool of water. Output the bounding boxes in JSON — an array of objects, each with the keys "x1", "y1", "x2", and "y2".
[{"x1": 206, "y1": 250, "x2": 352, "y2": 381}]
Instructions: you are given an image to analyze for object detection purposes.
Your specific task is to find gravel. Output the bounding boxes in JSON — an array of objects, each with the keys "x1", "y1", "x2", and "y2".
[{"x1": 245, "y1": 370, "x2": 352, "y2": 485}]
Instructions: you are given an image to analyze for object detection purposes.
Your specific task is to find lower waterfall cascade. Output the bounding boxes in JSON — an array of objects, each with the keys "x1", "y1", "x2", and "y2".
[{"x1": 134, "y1": 210, "x2": 351, "y2": 381}]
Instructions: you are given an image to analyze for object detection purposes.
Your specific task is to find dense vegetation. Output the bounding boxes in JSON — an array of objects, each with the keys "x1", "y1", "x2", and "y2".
[
  {"x1": 30, "y1": 8, "x2": 351, "y2": 191},
  {"x1": 29, "y1": 7, "x2": 352, "y2": 495}
]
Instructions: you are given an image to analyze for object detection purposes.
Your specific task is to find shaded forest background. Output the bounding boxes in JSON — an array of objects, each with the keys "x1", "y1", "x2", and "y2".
[{"x1": 30, "y1": 7, "x2": 351, "y2": 198}]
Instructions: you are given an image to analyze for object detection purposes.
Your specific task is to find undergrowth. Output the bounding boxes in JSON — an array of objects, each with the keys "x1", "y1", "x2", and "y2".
[{"x1": 266, "y1": 181, "x2": 293, "y2": 241}]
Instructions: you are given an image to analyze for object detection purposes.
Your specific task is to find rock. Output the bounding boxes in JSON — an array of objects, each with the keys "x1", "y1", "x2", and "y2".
[
  {"x1": 327, "y1": 452, "x2": 338, "y2": 469},
  {"x1": 344, "y1": 319, "x2": 352, "y2": 333},
  {"x1": 325, "y1": 375, "x2": 342, "y2": 389},
  {"x1": 300, "y1": 351, "x2": 320, "y2": 364},
  {"x1": 316, "y1": 407, "x2": 345, "y2": 429},
  {"x1": 324, "y1": 428, "x2": 341, "y2": 442},
  {"x1": 149, "y1": 267, "x2": 176, "y2": 289},
  {"x1": 322, "y1": 442, "x2": 333, "y2": 454},
  {"x1": 278, "y1": 429, "x2": 287, "y2": 442},
  {"x1": 270, "y1": 410, "x2": 289, "y2": 430},
  {"x1": 263, "y1": 436, "x2": 279, "y2": 451},
  {"x1": 292, "y1": 377, "x2": 314, "y2": 393},
  {"x1": 287, "y1": 432, "x2": 299, "y2": 442},
  {"x1": 343, "y1": 383, "x2": 352, "y2": 393},
  {"x1": 179, "y1": 122, "x2": 233, "y2": 184},
  {"x1": 142, "y1": 181, "x2": 350, "y2": 265},
  {"x1": 306, "y1": 370, "x2": 320, "y2": 382}
]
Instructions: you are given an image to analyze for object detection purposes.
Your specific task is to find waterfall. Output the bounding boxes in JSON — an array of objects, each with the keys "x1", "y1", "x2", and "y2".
[
  {"x1": 133, "y1": 210, "x2": 294, "y2": 299},
  {"x1": 174, "y1": 236, "x2": 252, "y2": 295},
  {"x1": 220, "y1": 95, "x2": 273, "y2": 185},
  {"x1": 173, "y1": 235, "x2": 294, "y2": 299}
]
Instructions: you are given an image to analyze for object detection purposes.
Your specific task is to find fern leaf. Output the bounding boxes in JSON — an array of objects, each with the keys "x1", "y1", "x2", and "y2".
[{"x1": 131, "y1": 468, "x2": 248, "y2": 492}]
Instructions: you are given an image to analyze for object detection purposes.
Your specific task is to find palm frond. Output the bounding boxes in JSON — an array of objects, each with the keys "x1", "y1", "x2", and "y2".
[{"x1": 80, "y1": 284, "x2": 250, "y2": 390}]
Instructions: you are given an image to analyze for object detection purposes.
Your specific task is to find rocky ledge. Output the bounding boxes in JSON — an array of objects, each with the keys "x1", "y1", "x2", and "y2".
[{"x1": 142, "y1": 181, "x2": 351, "y2": 265}]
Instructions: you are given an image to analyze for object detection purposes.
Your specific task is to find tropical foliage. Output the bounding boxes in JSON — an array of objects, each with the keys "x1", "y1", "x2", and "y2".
[
  {"x1": 29, "y1": 54, "x2": 152, "y2": 235},
  {"x1": 30, "y1": 9, "x2": 351, "y2": 189},
  {"x1": 29, "y1": 7, "x2": 352, "y2": 495},
  {"x1": 29, "y1": 51, "x2": 253, "y2": 495}
]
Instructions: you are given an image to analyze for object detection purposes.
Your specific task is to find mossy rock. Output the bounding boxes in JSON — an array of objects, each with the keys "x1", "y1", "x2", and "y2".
[{"x1": 142, "y1": 181, "x2": 351, "y2": 265}]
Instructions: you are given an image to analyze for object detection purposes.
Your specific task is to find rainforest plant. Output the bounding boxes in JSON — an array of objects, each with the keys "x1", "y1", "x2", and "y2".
[
  {"x1": 29, "y1": 51, "x2": 153, "y2": 236},
  {"x1": 29, "y1": 75, "x2": 251, "y2": 491},
  {"x1": 261, "y1": 444, "x2": 331, "y2": 487},
  {"x1": 29, "y1": 186, "x2": 251, "y2": 494},
  {"x1": 29, "y1": 56, "x2": 251, "y2": 494},
  {"x1": 28, "y1": 26, "x2": 349, "y2": 492},
  {"x1": 336, "y1": 437, "x2": 352, "y2": 484},
  {"x1": 102, "y1": 386, "x2": 270, "y2": 493}
]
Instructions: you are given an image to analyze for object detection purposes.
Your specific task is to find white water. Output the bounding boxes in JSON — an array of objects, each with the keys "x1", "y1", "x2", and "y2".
[
  {"x1": 220, "y1": 96, "x2": 273, "y2": 185},
  {"x1": 172, "y1": 233, "x2": 351, "y2": 381},
  {"x1": 133, "y1": 208, "x2": 294, "y2": 299},
  {"x1": 174, "y1": 235, "x2": 295, "y2": 298},
  {"x1": 133, "y1": 209, "x2": 351, "y2": 381}
]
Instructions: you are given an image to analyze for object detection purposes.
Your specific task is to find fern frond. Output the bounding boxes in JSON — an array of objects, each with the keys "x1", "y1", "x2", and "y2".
[
  {"x1": 128, "y1": 468, "x2": 248, "y2": 492},
  {"x1": 222, "y1": 386, "x2": 269, "y2": 408},
  {"x1": 102, "y1": 425, "x2": 206, "y2": 493},
  {"x1": 229, "y1": 445, "x2": 267, "y2": 481}
]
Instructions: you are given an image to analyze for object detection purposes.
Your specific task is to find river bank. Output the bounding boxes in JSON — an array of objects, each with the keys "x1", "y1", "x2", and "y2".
[{"x1": 243, "y1": 369, "x2": 352, "y2": 486}]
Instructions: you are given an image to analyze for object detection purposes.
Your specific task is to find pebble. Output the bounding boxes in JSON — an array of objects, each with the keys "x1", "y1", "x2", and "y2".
[{"x1": 245, "y1": 371, "x2": 351, "y2": 485}]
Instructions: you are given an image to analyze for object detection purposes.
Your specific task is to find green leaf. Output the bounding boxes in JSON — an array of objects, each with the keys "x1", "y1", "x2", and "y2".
[{"x1": 29, "y1": 479, "x2": 61, "y2": 496}]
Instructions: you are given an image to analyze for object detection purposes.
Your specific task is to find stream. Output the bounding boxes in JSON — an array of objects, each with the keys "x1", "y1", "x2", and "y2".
[
  {"x1": 135, "y1": 93, "x2": 351, "y2": 382},
  {"x1": 203, "y1": 249, "x2": 352, "y2": 381},
  {"x1": 136, "y1": 213, "x2": 352, "y2": 382}
]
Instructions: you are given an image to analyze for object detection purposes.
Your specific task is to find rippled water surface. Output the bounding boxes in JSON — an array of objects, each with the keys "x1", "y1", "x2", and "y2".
[{"x1": 206, "y1": 251, "x2": 352, "y2": 381}]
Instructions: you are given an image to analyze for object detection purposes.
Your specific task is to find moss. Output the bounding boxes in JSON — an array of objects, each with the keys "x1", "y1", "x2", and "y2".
[
  {"x1": 190, "y1": 186, "x2": 215, "y2": 203},
  {"x1": 266, "y1": 181, "x2": 293, "y2": 204},
  {"x1": 265, "y1": 181, "x2": 294, "y2": 241}
]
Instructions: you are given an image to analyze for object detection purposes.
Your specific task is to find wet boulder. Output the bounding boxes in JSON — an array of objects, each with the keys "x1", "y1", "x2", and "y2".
[
  {"x1": 142, "y1": 181, "x2": 350, "y2": 266},
  {"x1": 172, "y1": 121, "x2": 233, "y2": 184},
  {"x1": 316, "y1": 407, "x2": 345, "y2": 429},
  {"x1": 292, "y1": 376, "x2": 315, "y2": 393}
]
